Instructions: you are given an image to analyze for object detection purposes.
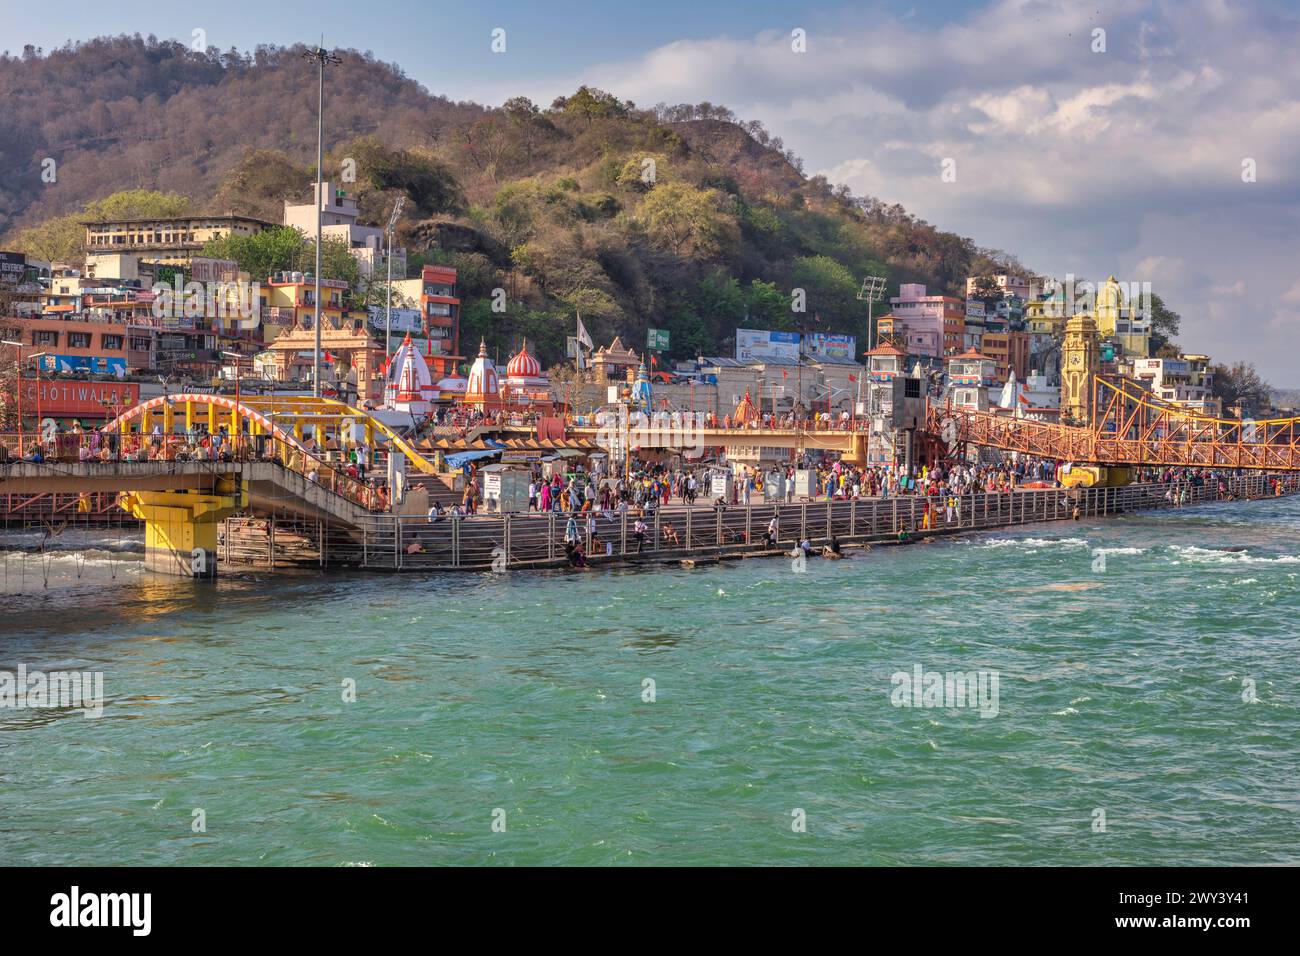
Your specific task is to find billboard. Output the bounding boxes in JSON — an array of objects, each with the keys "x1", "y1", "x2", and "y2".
[
  {"x1": 0, "y1": 251, "x2": 25, "y2": 285},
  {"x1": 40, "y1": 354, "x2": 128, "y2": 376},
  {"x1": 647, "y1": 328, "x2": 670, "y2": 351},
  {"x1": 367, "y1": 306, "x2": 423, "y2": 333},
  {"x1": 24, "y1": 380, "x2": 139, "y2": 417},
  {"x1": 736, "y1": 329, "x2": 800, "y2": 362},
  {"x1": 735, "y1": 329, "x2": 857, "y2": 362},
  {"x1": 804, "y1": 332, "x2": 857, "y2": 361}
]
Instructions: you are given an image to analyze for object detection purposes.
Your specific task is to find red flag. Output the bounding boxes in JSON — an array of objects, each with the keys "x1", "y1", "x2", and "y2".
[
  {"x1": 848, "y1": 374, "x2": 857, "y2": 383},
  {"x1": 323, "y1": 350, "x2": 334, "y2": 363},
  {"x1": 650, "y1": 355, "x2": 657, "y2": 366},
  {"x1": 781, "y1": 369, "x2": 788, "y2": 380}
]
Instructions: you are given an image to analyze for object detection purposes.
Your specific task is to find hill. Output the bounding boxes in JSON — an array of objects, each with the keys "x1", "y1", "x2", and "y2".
[{"x1": 0, "y1": 36, "x2": 1031, "y2": 366}]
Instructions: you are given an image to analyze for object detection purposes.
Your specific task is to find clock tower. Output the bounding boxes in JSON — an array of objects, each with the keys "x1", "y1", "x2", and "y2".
[{"x1": 1060, "y1": 314, "x2": 1100, "y2": 424}]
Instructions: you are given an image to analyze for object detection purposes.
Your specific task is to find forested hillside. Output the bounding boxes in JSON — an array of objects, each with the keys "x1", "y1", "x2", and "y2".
[{"x1": 1, "y1": 36, "x2": 1031, "y2": 364}]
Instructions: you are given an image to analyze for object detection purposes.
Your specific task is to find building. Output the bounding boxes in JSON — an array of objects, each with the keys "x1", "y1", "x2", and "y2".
[
  {"x1": 966, "y1": 273, "x2": 1037, "y2": 301},
  {"x1": 884, "y1": 284, "x2": 965, "y2": 360},
  {"x1": 946, "y1": 349, "x2": 997, "y2": 411},
  {"x1": 1060, "y1": 314, "x2": 1101, "y2": 423},
  {"x1": 264, "y1": 321, "x2": 386, "y2": 400},
  {"x1": 258, "y1": 272, "x2": 350, "y2": 342},
  {"x1": 1132, "y1": 356, "x2": 1220, "y2": 415},
  {"x1": 1093, "y1": 275, "x2": 1151, "y2": 358},
  {"x1": 979, "y1": 330, "x2": 1030, "y2": 385},
  {"x1": 84, "y1": 215, "x2": 272, "y2": 267},
  {"x1": 283, "y1": 181, "x2": 406, "y2": 279},
  {"x1": 418, "y1": 265, "x2": 461, "y2": 376}
]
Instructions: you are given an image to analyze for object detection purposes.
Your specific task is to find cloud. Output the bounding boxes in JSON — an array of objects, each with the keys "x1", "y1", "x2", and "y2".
[{"x1": 536, "y1": 0, "x2": 1300, "y2": 384}]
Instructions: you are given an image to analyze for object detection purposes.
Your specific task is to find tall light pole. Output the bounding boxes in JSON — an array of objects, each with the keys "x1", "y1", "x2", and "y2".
[
  {"x1": 857, "y1": 275, "x2": 887, "y2": 464},
  {"x1": 304, "y1": 44, "x2": 341, "y2": 398},
  {"x1": 385, "y1": 195, "x2": 405, "y2": 363},
  {"x1": 857, "y1": 275, "x2": 887, "y2": 353}
]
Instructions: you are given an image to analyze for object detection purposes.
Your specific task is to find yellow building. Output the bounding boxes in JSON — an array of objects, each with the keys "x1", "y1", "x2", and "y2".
[
  {"x1": 1093, "y1": 275, "x2": 1151, "y2": 358},
  {"x1": 257, "y1": 274, "x2": 350, "y2": 343}
]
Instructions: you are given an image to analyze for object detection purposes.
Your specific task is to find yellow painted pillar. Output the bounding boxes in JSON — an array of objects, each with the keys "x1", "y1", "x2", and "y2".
[
  {"x1": 118, "y1": 487, "x2": 247, "y2": 578},
  {"x1": 162, "y1": 402, "x2": 175, "y2": 434},
  {"x1": 294, "y1": 421, "x2": 304, "y2": 442},
  {"x1": 229, "y1": 405, "x2": 239, "y2": 435},
  {"x1": 142, "y1": 410, "x2": 153, "y2": 433},
  {"x1": 119, "y1": 415, "x2": 129, "y2": 436},
  {"x1": 185, "y1": 401, "x2": 195, "y2": 432}
]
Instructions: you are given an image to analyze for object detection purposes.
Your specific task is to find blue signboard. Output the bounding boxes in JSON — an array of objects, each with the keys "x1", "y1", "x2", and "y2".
[{"x1": 43, "y1": 354, "x2": 128, "y2": 376}]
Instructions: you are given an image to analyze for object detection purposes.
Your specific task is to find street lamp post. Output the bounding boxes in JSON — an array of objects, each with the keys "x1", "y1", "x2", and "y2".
[
  {"x1": 304, "y1": 44, "x2": 341, "y2": 398},
  {"x1": 385, "y1": 196, "x2": 405, "y2": 366}
]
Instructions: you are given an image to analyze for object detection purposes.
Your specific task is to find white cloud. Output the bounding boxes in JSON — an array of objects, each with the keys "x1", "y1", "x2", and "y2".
[{"x1": 532, "y1": 0, "x2": 1300, "y2": 383}]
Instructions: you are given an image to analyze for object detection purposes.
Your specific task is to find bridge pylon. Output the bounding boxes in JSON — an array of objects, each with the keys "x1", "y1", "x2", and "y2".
[{"x1": 118, "y1": 481, "x2": 247, "y2": 578}]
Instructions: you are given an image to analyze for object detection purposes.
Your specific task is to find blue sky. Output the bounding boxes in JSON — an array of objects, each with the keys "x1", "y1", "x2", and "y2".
[{"x1": 9, "y1": 0, "x2": 1300, "y2": 384}]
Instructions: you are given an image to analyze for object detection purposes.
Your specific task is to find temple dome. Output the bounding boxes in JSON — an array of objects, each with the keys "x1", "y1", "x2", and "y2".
[{"x1": 506, "y1": 344, "x2": 541, "y2": 379}]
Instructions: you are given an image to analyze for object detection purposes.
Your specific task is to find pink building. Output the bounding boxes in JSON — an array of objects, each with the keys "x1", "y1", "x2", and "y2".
[{"x1": 885, "y1": 284, "x2": 965, "y2": 360}]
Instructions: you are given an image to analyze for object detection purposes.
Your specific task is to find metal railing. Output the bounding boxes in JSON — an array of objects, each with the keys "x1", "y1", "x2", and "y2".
[{"x1": 305, "y1": 473, "x2": 1296, "y2": 573}]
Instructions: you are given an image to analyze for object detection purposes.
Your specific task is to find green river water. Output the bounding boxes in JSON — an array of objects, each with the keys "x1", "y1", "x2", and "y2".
[{"x1": 1, "y1": 494, "x2": 1297, "y2": 865}]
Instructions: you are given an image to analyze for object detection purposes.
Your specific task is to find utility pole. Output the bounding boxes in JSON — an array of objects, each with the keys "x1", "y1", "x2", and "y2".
[
  {"x1": 385, "y1": 196, "x2": 405, "y2": 364},
  {"x1": 304, "y1": 44, "x2": 340, "y2": 398}
]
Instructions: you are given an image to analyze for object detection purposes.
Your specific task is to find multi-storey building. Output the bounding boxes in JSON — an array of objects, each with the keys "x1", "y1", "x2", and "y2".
[
  {"x1": 84, "y1": 215, "x2": 272, "y2": 267},
  {"x1": 1132, "y1": 357, "x2": 1220, "y2": 415},
  {"x1": 283, "y1": 181, "x2": 406, "y2": 279},
  {"x1": 419, "y1": 265, "x2": 461, "y2": 377},
  {"x1": 979, "y1": 330, "x2": 1031, "y2": 385},
  {"x1": 966, "y1": 273, "x2": 1037, "y2": 301},
  {"x1": 884, "y1": 284, "x2": 965, "y2": 360}
]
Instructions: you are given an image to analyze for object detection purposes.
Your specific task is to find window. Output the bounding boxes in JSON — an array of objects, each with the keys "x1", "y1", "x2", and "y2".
[
  {"x1": 102, "y1": 334, "x2": 124, "y2": 351},
  {"x1": 129, "y1": 337, "x2": 152, "y2": 352},
  {"x1": 904, "y1": 378, "x2": 921, "y2": 399},
  {"x1": 34, "y1": 329, "x2": 58, "y2": 346},
  {"x1": 68, "y1": 332, "x2": 91, "y2": 349}
]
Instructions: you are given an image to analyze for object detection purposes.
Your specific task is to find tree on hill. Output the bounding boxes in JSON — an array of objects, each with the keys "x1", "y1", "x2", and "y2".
[
  {"x1": 7, "y1": 189, "x2": 191, "y2": 263},
  {"x1": 638, "y1": 182, "x2": 739, "y2": 260}
]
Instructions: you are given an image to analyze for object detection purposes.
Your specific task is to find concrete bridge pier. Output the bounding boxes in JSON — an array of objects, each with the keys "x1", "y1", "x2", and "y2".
[{"x1": 118, "y1": 483, "x2": 247, "y2": 578}]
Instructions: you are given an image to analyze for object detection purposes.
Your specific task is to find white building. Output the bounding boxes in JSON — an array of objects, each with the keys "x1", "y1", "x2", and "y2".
[{"x1": 283, "y1": 181, "x2": 407, "y2": 279}]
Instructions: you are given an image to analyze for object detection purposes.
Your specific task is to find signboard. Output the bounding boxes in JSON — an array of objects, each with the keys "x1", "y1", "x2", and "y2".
[
  {"x1": 367, "y1": 306, "x2": 423, "y2": 333},
  {"x1": 647, "y1": 328, "x2": 670, "y2": 351},
  {"x1": 0, "y1": 251, "x2": 27, "y2": 285},
  {"x1": 190, "y1": 258, "x2": 239, "y2": 283},
  {"x1": 24, "y1": 380, "x2": 139, "y2": 417},
  {"x1": 735, "y1": 329, "x2": 856, "y2": 362},
  {"x1": 710, "y1": 473, "x2": 732, "y2": 500},
  {"x1": 736, "y1": 328, "x2": 799, "y2": 362},
  {"x1": 794, "y1": 469, "x2": 814, "y2": 497},
  {"x1": 41, "y1": 354, "x2": 128, "y2": 376},
  {"x1": 804, "y1": 332, "x2": 856, "y2": 361}
]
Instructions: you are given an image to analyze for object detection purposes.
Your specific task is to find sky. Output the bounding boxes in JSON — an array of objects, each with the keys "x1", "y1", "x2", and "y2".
[{"x1": 9, "y1": 0, "x2": 1300, "y2": 384}]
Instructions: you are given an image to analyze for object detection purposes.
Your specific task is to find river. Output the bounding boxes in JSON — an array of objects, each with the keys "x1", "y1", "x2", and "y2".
[{"x1": 1, "y1": 494, "x2": 1297, "y2": 865}]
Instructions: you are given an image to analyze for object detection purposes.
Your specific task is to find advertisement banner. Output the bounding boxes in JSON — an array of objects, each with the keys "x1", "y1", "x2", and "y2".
[
  {"x1": 367, "y1": 306, "x2": 423, "y2": 333},
  {"x1": 0, "y1": 250, "x2": 27, "y2": 285},
  {"x1": 735, "y1": 329, "x2": 856, "y2": 362},
  {"x1": 735, "y1": 328, "x2": 800, "y2": 362},
  {"x1": 24, "y1": 380, "x2": 139, "y2": 417}
]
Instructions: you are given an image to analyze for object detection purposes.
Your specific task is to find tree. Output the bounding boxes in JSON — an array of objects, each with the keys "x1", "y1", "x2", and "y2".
[
  {"x1": 638, "y1": 182, "x2": 738, "y2": 259},
  {"x1": 1211, "y1": 361, "x2": 1271, "y2": 415},
  {"x1": 789, "y1": 255, "x2": 860, "y2": 329},
  {"x1": 968, "y1": 274, "x2": 1004, "y2": 311},
  {"x1": 1147, "y1": 292, "x2": 1181, "y2": 354}
]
